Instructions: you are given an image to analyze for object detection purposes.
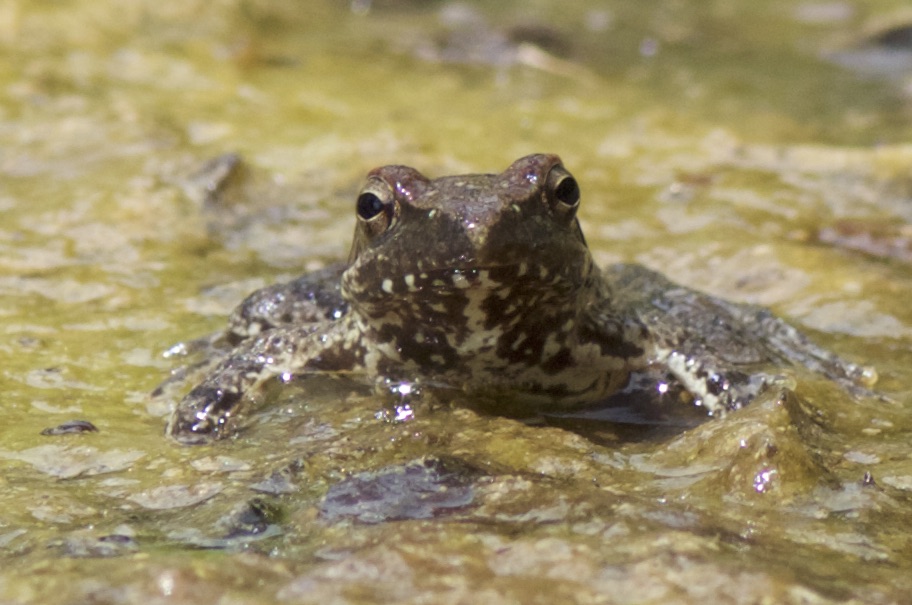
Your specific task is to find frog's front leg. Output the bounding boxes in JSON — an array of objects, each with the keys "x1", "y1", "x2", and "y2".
[
  {"x1": 645, "y1": 336, "x2": 777, "y2": 415},
  {"x1": 226, "y1": 262, "x2": 347, "y2": 344},
  {"x1": 154, "y1": 264, "x2": 347, "y2": 402},
  {"x1": 167, "y1": 318, "x2": 363, "y2": 444},
  {"x1": 604, "y1": 264, "x2": 879, "y2": 414},
  {"x1": 640, "y1": 291, "x2": 877, "y2": 415}
]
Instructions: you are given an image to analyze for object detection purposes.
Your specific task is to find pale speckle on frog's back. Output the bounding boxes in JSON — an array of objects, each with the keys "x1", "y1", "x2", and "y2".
[{"x1": 164, "y1": 154, "x2": 877, "y2": 444}]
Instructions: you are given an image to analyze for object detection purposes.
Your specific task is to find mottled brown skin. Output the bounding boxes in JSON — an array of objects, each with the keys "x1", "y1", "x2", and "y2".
[{"x1": 165, "y1": 154, "x2": 875, "y2": 444}]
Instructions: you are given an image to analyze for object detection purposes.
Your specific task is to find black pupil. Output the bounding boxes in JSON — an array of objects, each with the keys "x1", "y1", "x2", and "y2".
[
  {"x1": 356, "y1": 192, "x2": 385, "y2": 220},
  {"x1": 554, "y1": 177, "x2": 580, "y2": 206}
]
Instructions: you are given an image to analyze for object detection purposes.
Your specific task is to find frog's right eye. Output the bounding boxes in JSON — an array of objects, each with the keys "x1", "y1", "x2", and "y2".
[
  {"x1": 356, "y1": 192, "x2": 385, "y2": 220},
  {"x1": 355, "y1": 179, "x2": 397, "y2": 234}
]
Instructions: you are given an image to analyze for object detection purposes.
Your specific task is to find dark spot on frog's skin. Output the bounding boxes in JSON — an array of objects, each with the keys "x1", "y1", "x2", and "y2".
[
  {"x1": 495, "y1": 321, "x2": 549, "y2": 365},
  {"x1": 376, "y1": 322, "x2": 461, "y2": 370},
  {"x1": 578, "y1": 320, "x2": 645, "y2": 360},
  {"x1": 541, "y1": 347, "x2": 574, "y2": 374}
]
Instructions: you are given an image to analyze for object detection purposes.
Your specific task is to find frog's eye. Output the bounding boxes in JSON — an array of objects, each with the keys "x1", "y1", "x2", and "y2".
[
  {"x1": 355, "y1": 179, "x2": 397, "y2": 234},
  {"x1": 554, "y1": 174, "x2": 579, "y2": 206},
  {"x1": 356, "y1": 192, "x2": 385, "y2": 220},
  {"x1": 546, "y1": 166, "x2": 581, "y2": 215},
  {"x1": 554, "y1": 176, "x2": 580, "y2": 207}
]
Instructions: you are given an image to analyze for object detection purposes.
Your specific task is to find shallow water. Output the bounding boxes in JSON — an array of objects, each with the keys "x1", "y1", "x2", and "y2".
[{"x1": 3, "y1": 1, "x2": 912, "y2": 603}]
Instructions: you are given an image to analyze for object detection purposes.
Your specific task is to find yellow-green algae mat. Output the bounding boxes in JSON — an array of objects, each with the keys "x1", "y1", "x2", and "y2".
[{"x1": 2, "y1": 0, "x2": 912, "y2": 603}]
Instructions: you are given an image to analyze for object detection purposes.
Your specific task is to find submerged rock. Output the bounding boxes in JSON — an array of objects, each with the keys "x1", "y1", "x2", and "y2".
[{"x1": 320, "y1": 457, "x2": 480, "y2": 524}]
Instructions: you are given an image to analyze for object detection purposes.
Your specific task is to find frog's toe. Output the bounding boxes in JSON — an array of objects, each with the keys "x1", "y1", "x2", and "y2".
[
  {"x1": 167, "y1": 387, "x2": 242, "y2": 445},
  {"x1": 168, "y1": 420, "x2": 219, "y2": 445},
  {"x1": 700, "y1": 370, "x2": 795, "y2": 414}
]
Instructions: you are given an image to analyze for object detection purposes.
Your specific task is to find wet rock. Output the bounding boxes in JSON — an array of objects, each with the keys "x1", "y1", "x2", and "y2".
[
  {"x1": 40, "y1": 420, "x2": 99, "y2": 436},
  {"x1": 830, "y1": 21, "x2": 912, "y2": 77},
  {"x1": 50, "y1": 530, "x2": 139, "y2": 558},
  {"x1": 128, "y1": 482, "x2": 223, "y2": 510},
  {"x1": 189, "y1": 455, "x2": 252, "y2": 473},
  {"x1": 249, "y1": 459, "x2": 307, "y2": 495},
  {"x1": 812, "y1": 218, "x2": 912, "y2": 264},
  {"x1": 278, "y1": 545, "x2": 416, "y2": 602},
  {"x1": 641, "y1": 388, "x2": 840, "y2": 502},
  {"x1": 320, "y1": 457, "x2": 479, "y2": 524},
  {"x1": 871, "y1": 24, "x2": 912, "y2": 51},
  {"x1": 0, "y1": 529, "x2": 27, "y2": 549},
  {"x1": 218, "y1": 497, "x2": 284, "y2": 540},
  {"x1": 183, "y1": 152, "x2": 244, "y2": 209},
  {"x1": 0, "y1": 445, "x2": 143, "y2": 479}
]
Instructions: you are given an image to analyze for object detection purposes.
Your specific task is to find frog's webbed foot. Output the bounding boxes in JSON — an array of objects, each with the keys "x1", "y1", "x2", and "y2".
[
  {"x1": 166, "y1": 321, "x2": 360, "y2": 444},
  {"x1": 166, "y1": 345, "x2": 274, "y2": 444},
  {"x1": 167, "y1": 384, "x2": 245, "y2": 444},
  {"x1": 156, "y1": 265, "x2": 346, "y2": 403}
]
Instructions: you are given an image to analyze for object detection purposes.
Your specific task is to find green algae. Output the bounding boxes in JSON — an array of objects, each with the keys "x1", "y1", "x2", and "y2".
[{"x1": 2, "y1": 1, "x2": 912, "y2": 603}]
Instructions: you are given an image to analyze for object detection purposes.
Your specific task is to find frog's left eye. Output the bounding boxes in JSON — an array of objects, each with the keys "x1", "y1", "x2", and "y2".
[
  {"x1": 546, "y1": 166, "x2": 581, "y2": 214},
  {"x1": 356, "y1": 179, "x2": 397, "y2": 235},
  {"x1": 554, "y1": 176, "x2": 580, "y2": 207}
]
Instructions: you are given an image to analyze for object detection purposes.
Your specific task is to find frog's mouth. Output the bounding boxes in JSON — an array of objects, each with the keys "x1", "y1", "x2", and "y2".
[
  {"x1": 343, "y1": 259, "x2": 590, "y2": 306},
  {"x1": 416, "y1": 264, "x2": 577, "y2": 291}
]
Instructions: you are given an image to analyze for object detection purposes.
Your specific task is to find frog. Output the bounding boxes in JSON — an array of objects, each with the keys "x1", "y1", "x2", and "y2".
[{"x1": 164, "y1": 153, "x2": 876, "y2": 444}]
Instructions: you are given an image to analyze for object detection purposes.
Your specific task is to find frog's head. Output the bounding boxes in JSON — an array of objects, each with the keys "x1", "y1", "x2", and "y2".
[{"x1": 341, "y1": 154, "x2": 594, "y2": 320}]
